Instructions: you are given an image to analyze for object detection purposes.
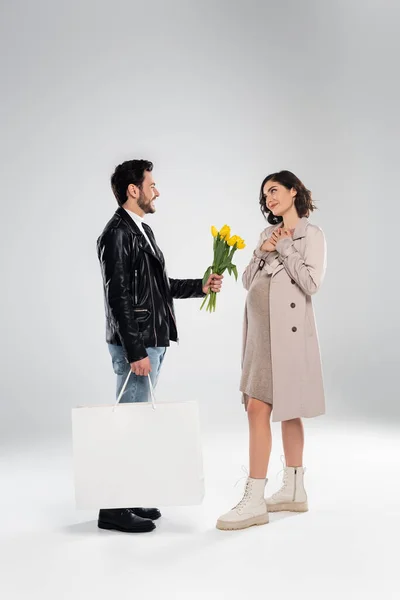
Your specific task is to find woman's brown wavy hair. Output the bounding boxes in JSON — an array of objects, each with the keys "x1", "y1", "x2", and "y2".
[{"x1": 259, "y1": 170, "x2": 317, "y2": 224}]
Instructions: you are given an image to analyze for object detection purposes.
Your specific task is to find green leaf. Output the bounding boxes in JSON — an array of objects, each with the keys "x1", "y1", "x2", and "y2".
[
  {"x1": 232, "y1": 264, "x2": 238, "y2": 281},
  {"x1": 215, "y1": 239, "x2": 225, "y2": 268},
  {"x1": 202, "y1": 266, "x2": 212, "y2": 286}
]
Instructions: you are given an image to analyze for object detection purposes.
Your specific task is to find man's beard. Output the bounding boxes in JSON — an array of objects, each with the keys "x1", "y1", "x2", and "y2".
[{"x1": 137, "y1": 191, "x2": 155, "y2": 214}]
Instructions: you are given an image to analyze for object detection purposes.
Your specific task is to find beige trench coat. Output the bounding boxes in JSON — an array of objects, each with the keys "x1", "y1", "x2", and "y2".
[{"x1": 242, "y1": 217, "x2": 327, "y2": 422}]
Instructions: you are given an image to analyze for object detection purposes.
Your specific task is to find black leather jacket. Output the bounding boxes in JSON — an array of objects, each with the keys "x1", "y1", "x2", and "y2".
[{"x1": 97, "y1": 208, "x2": 205, "y2": 363}]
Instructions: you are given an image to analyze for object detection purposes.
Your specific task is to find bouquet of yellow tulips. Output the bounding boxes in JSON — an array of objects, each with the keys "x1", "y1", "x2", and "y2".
[{"x1": 200, "y1": 224, "x2": 246, "y2": 312}]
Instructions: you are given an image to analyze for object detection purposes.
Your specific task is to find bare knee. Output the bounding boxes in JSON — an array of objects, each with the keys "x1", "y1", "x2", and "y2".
[
  {"x1": 282, "y1": 417, "x2": 302, "y2": 428},
  {"x1": 247, "y1": 398, "x2": 272, "y2": 421}
]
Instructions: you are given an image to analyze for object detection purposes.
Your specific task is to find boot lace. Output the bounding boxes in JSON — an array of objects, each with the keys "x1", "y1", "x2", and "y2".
[
  {"x1": 234, "y1": 465, "x2": 249, "y2": 488},
  {"x1": 271, "y1": 455, "x2": 288, "y2": 499},
  {"x1": 231, "y1": 466, "x2": 252, "y2": 511},
  {"x1": 233, "y1": 479, "x2": 253, "y2": 511}
]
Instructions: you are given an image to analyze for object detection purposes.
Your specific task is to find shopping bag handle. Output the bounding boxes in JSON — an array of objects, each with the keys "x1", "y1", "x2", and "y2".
[{"x1": 114, "y1": 371, "x2": 156, "y2": 409}]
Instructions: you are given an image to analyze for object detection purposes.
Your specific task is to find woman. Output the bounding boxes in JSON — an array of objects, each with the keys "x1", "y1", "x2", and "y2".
[{"x1": 216, "y1": 170, "x2": 327, "y2": 531}]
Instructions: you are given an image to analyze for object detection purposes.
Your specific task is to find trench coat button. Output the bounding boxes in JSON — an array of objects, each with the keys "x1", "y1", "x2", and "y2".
[
  {"x1": 291, "y1": 279, "x2": 295, "y2": 284},
  {"x1": 290, "y1": 303, "x2": 296, "y2": 308},
  {"x1": 292, "y1": 326, "x2": 297, "y2": 332}
]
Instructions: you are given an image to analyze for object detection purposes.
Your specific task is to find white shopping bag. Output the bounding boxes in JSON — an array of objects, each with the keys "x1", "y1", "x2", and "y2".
[{"x1": 72, "y1": 373, "x2": 204, "y2": 509}]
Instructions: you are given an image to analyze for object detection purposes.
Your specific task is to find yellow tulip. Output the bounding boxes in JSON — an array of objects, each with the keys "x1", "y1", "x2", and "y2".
[
  {"x1": 219, "y1": 224, "x2": 231, "y2": 239},
  {"x1": 227, "y1": 235, "x2": 238, "y2": 247},
  {"x1": 211, "y1": 225, "x2": 218, "y2": 238},
  {"x1": 236, "y1": 237, "x2": 246, "y2": 249}
]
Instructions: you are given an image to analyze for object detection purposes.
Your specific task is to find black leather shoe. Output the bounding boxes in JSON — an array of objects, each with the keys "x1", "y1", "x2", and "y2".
[
  {"x1": 98, "y1": 509, "x2": 156, "y2": 533},
  {"x1": 130, "y1": 507, "x2": 162, "y2": 520}
]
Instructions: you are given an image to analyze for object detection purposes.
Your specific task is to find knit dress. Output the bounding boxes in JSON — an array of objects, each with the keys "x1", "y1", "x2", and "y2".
[{"x1": 240, "y1": 267, "x2": 273, "y2": 407}]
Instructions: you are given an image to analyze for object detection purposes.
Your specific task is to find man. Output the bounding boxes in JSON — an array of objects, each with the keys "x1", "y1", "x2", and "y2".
[{"x1": 96, "y1": 159, "x2": 223, "y2": 533}]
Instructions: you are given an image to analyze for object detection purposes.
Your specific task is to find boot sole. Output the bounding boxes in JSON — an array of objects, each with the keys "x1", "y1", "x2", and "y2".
[
  {"x1": 216, "y1": 513, "x2": 269, "y2": 531},
  {"x1": 98, "y1": 520, "x2": 156, "y2": 533},
  {"x1": 266, "y1": 501, "x2": 308, "y2": 513}
]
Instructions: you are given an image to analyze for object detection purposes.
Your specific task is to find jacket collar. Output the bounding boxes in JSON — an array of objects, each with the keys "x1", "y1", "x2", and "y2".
[
  {"x1": 116, "y1": 206, "x2": 140, "y2": 233},
  {"x1": 142, "y1": 222, "x2": 165, "y2": 265},
  {"x1": 272, "y1": 216, "x2": 308, "y2": 240},
  {"x1": 115, "y1": 207, "x2": 163, "y2": 264}
]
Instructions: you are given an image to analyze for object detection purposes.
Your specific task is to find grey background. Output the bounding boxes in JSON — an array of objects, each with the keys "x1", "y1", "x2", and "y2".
[{"x1": 1, "y1": 0, "x2": 399, "y2": 443}]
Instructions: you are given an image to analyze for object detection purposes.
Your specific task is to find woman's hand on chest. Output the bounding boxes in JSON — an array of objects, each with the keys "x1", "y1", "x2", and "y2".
[{"x1": 260, "y1": 227, "x2": 292, "y2": 252}]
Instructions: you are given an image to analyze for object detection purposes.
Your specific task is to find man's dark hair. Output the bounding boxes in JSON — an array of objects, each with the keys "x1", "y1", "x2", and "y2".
[
  {"x1": 259, "y1": 170, "x2": 317, "y2": 224},
  {"x1": 110, "y1": 159, "x2": 153, "y2": 207}
]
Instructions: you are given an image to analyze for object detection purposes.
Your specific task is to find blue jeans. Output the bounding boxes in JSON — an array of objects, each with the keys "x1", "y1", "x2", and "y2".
[{"x1": 108, "y1": 344, "x2": 167, "y2": 403}]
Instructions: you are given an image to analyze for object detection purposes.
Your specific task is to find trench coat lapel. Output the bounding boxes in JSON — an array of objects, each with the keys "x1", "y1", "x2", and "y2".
[{"x1": 269, "y1": 217, "x2": 308, "y2": 276}]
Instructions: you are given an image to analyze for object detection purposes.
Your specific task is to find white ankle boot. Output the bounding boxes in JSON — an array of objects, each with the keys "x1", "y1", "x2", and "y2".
[
  {"x1": 216, "y1": 477, "x2": 269, "y2": 531},
  {"x1": 266, "y1": 466, "x2": 308, "y2": 512}
]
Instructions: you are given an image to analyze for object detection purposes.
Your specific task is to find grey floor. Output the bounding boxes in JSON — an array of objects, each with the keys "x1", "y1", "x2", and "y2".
[{"x1": 2, "y1": 418, "x2": 399, "y2": 599}]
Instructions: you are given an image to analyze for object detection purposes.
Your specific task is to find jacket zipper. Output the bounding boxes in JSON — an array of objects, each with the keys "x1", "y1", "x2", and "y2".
[
  {"x1": 141, "y1": 253, "x2": 177, "y2": 346},
  {"x1": 293, "y1": 467, "x2": 297, "y2": 501},
  {"x1": 134, "y1": 270, "x2": 138, "y2": 305},
  {"x1": 145, "y1": 254, "x2": 158, "y2": 346}
]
